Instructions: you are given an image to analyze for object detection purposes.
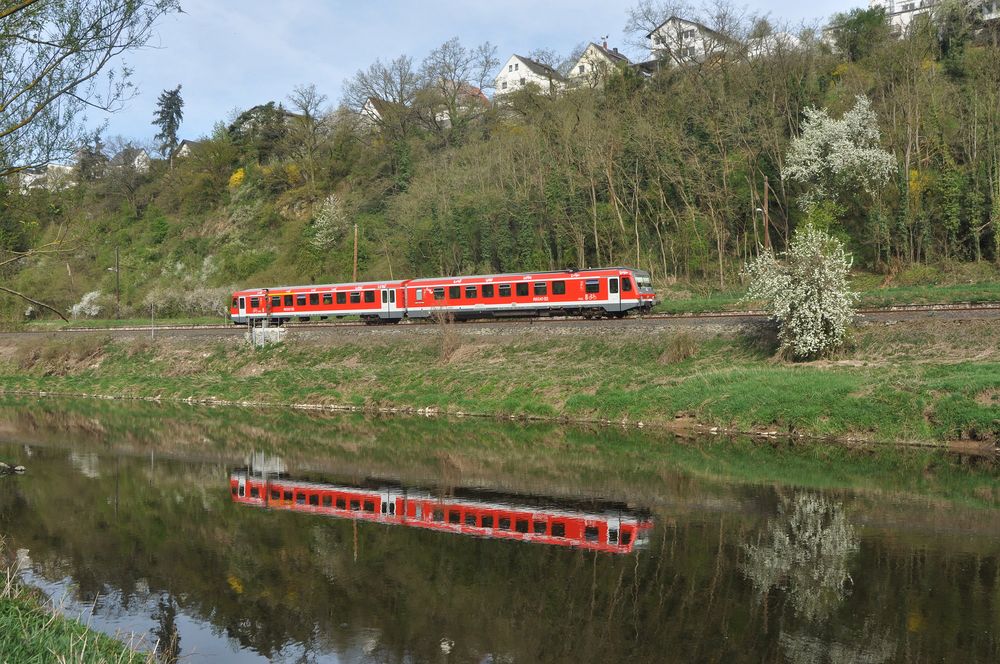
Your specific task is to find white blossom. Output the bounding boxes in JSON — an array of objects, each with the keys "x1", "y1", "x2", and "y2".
[
  {"x1": 783, "y1": 95, "x2": 895, "y2": 210},
  {"x1": 69, "y1": 290, "x2": 103, "y2": 318},
  {"x1": 743, "y1": 225, "x2": 857, "y2": 358},
  {"x1": 311, "y1": 194, "x2": 349, "y2": 250}
]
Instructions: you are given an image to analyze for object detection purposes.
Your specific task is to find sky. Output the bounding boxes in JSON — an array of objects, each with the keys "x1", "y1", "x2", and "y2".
[{"x1": 98, "y1": 0, "x2": 853, "y2": 145}]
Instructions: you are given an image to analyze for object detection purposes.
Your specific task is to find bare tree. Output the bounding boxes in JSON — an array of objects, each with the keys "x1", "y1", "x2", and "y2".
[
  {"x1": 343, "y1": 55, "x2": 420, "y2": 139},
  {"x1": 418, "y1": 37, "x2": 498, "y2": 136},
  {"x1": 287, "y1": 83, "x2": 330, "y2": 183}
]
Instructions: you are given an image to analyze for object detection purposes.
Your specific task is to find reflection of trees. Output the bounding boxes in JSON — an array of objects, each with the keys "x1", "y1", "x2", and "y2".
[
  {"x1": 743, "y1": 493, "x2": 858, "y2": 622},
  {"x1": 152, "y1": 595, "x2": 181, "y2": 664},
  {"x1": 780, "y1": 627, "x2": 894, "y2": 664}
]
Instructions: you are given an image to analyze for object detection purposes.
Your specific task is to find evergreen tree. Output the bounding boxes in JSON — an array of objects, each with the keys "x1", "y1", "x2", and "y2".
[{"x1": 152, "y1": 84, "x2": 184, "y2": 166}]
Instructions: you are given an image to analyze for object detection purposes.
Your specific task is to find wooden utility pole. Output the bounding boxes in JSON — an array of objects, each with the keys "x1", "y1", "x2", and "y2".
[
  {"x1": 352, "y1": 223, "x2": 358, "y2": 281},
  {"x1": 763, "y1": 176, "x2": 771, "y2": 250},
  {"x1": 115, "y1": 246, "x2": 120, "y2": 319}
]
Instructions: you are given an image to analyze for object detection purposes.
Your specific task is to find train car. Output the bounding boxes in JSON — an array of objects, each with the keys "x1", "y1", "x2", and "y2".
[
  {"x1": 230, "y1": 279, "x2": 406, "y2": 325},
  {"x1": 403, "y1": 267, "x2": 656, "y2": 320},
  {"x1": 230, "y1": 470, "x2": 653, "y2": 554},
  {"x1": 230, "y1": 267, "x2": 656, "y2": 324}
]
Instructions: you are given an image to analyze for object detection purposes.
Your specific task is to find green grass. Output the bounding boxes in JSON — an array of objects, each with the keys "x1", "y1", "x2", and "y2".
[
  {"x1": 0, "y1": 566, "x2": 149, "y2": 663},
  {"x1": 1, "y1": 319, "x2": 997, "y2": 446}
]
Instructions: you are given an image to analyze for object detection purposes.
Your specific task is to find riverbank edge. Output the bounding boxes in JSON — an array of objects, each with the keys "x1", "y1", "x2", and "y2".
[{"x1": 0, "y1": 387, "x2": 977, "y2": 452}]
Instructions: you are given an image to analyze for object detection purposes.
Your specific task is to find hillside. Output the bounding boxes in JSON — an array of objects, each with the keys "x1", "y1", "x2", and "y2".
[{"x1": 3, "y1": 8, "x2": 1000, "y2": 322}]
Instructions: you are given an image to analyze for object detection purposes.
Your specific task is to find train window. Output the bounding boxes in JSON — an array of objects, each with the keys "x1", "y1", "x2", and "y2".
[
  {"x1": 584, "y1": 526, "x2": 599, "y2": 542},
  {"x1": 621, "y1": 531, "x2": 632, "y2": 546},
  {"x1": 296, "y1": 493, "x2": 306, "y2": 505},
  {"x1": 364, "y1": 291, "x2": 375, "y2": 303},
  {"x1": 448, "y1": 510, "x2": 461, "y2": 524},
  {"x1": 533, "y1": 521, "x2": 547, "y2": 535},
  {"x1": 336, "y1": 293, "x2": 346, "y2": 304},
  {"x1": 481, "y1": 515, "x2": 494, "y2": 529},
  {"x1": 231, "y1": 485, "x2": 238, "y2": 496},
  {"x1": 498, "y1": 517, "x2": 511, "y2": 530},
  {"x1": 283, "y1": 490, "x2": 293, "y2": 501},
  {"x1": 309, "y1": 494, "x2": 319, "y2": 506},
  {"x1": 238, "y1": 485, "x2": 244, "y2": 497},
  {"x1": 608, "y1": 529, "x2": 619, "y2": 544},
  {"x1": 322, "y1": 293, "x2": 333, "y2": 305},
  {"x1": 449, "y1": 285, "x2": 460, "y2": 299},
  {"x1": 336, "y1": 498, "x2": 346, "y2": 509},
  {"x1": 284, "y1": 294, "x2": 293, "y2": 306},
  {"x1": 585, "y1": 280, "x2": 600, "y2": 293},
  {"x1": 482, "y1": 284, "x2": 494, "y2": 298},
  {"x1": 307, "y1": 293, "x2": 317, "y2": 305},
  {"x1": 610, "y1": 278, "x2": 619, "y2": 294},
  {"x1": 270, "y1": 489, "x2": 280, "y2": 500},
  {"x1": 433, "y1": 287, "x2": 445, "y2": 300},
  {"x1": 516, "y1": 283, "x2": 529, "y2": 297},
  {"x1": 381, "y1": 503, "x2": 387, "y2": 514},
  {"x1": 350, "y1": 292, "x2": 361, "y2": 304},
  {"x1": 552, "y1": 522, "x2": 566, "y2": 538},
  {"x1": 322, "y1": 495, "x2": 332, "y2": 507},
  {"x1": 533, "y1": 282, "x2": 547, "y2": 296},
  {"x1": 499, "y1": 284, "x2": 512, "y2": 297},
  {"x1": 296, "y1": 294, "x2": 306, "y2": 306},
  {"x1": 553, "y1": 280, "x2": 566, "y2": 295},
  {"x1": 231, "y1": 298, "x2": 238, "y2": 308},
  {"x1": 350, "y1": 499, "x2": 360, "y2": 511},
  {"x1": 433, "y1": 509, "x2": 445, "y2": 522},
  {"x1": 465, "y1": 285, "x2": 477, "y2": 299},
  {"x1": 415, "y1": 288, "x2": 423, "y2": 301},
  {"x1": 271, "y1": 296, "x2": 281, "y2": 308},
  {"x1": 622, "y1": 278, "x2": 633, "y2": 292},
  {"x1": 465, "y1": 514, "x2": 477, "y2": 526},
  {"x1": 250, "y1": 487, "x2": 259, "y2": 498},
  {"x1": 250, "y1": 297, "x2": 260, "y2": 308},
  {"x1": 389, "y1": 503, "x2": 396, "y2": 514},
  {"x1": 363, "y1": 500, "x2": 375, "y2": 512},
  {"x1": 515, "y1": 519, "x2": 529, "y2": 533},
  {"x1": 390, "y1": 290, "x2": 395, "y2": 303}
]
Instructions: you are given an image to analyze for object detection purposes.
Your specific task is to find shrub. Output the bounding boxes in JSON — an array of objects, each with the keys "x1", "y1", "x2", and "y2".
[
  {"x1": 742, "y1": 225, "x2": 857, "y2": 359},
  {"x1": 658, "y1": 333, "x2": 699, "y2": 364}
]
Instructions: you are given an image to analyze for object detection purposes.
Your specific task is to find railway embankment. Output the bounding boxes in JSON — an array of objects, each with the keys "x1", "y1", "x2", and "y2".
[{"x1": 0, "y1": 317, "x2": 998, "y2": 448}]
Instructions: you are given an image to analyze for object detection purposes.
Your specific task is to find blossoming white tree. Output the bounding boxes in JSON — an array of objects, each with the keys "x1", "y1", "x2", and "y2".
[
  {"x1": 782, "y1": 95, "x2": 895, "y2": 211},
  {"x1": 743, "y1": 225, "x2": 857, "y2": 358}
]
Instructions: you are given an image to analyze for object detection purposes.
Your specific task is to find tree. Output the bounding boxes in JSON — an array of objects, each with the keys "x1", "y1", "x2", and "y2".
[
  {"x1": 343, "y1": 55, "x2": 420, "y2": 139},
  {"x1": 0, "y1": 0, "x2": 180, "y2": 179},
  {"x1": 418, "y1": 37, "x2": 498, "y2": 138},
  {"x1": 742, "y1": 225, "x2": 857, "y2": 358},
  {"x1": 286, "y1": 83, "x2": 329, "y2": 184},
  {"x1": 829, "y1": 7, "x2": 891, "y2": 62},
  {"x1": 152, "y1": 84, "x2": 184, "y2": 166}
]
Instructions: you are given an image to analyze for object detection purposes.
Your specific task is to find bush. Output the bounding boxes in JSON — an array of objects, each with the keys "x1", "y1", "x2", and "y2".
[{"x1": 742, "y1": 225, "x2": 857, "y2": 359}]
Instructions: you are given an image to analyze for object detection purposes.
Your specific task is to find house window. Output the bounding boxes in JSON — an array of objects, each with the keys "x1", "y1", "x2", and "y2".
[
  {"x1": 585, "y1": 279, "x2": 600, "y2": 294},
  {"x1": 363, "y1": 290, "x2": 375, "y2": 303},
  {"x1": 514, "y1": 63, "x2": 519, "y2": 70},
  {"x1": 309, "y1": 293, "x2": 319, "y2": 305},
  {"x1": 284, "y1": 295, "x2": 293, "y2": 306},
  {"x1": 519, "y1": 78, "x2": 525, "y2": 85},
  {"x1": 499, "y1": 284, "x2": 512, "y2": 297},
  {"x1": 336, "y1": 292, "x2": 346, "y2": 304},
  {"x1": 533, "y1": 282, "x2": 547, "y2": 296},
  {"x1": 552, "y1": 280, "x2": 566, "y2": 295},
  {"x1": 448, "y1": 285, "x2": 461, "y2": 299},
  {"x1": 323, "y1": 293, "x2": 333, "y2": 304},
  {"x1": 682, "y1": 29, "x2": 696, "y2": 39},
  {"x1": 501, "y1": 82, "x2": 507, "y2": 90},
  {"x1": 350, "y1": 292, "x2": 361, "y2": 304},
  {"x1": 482, "y1": 284, "x2": 494, "y2": 298},
  {"x1": 509, "y1": 64, "x2": 513, "y2": 72},
  {"x1": 578, "y1": 64, "x2": 585, "y2": 74},
  {"x1": 465, "y1": 285, "x2": 477, "y2": 299},
  {"x1": 296, "y1": 294, "x2": 306, "y2": 306},
  {"x1": 516, "y1": 283, "x2": 529, "y2": 297}
]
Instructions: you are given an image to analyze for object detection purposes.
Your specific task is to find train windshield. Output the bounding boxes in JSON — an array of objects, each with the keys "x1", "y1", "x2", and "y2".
[{"x1": 634, "y1": 271, "x2": 653, "y2": 291}]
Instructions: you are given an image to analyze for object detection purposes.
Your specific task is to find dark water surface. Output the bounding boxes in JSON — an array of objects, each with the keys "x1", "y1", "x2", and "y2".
[{"x1": 0, "y1": 399, "x2": 997, "y2": 663}]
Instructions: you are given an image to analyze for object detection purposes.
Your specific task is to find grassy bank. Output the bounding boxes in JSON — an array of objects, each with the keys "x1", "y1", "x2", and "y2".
[
  {"x1": 0, "y1": 554, "x2": 148, "y2": 663},
  {"x1": 2, "y1": 317, "x2": 998, "y2": 446}
]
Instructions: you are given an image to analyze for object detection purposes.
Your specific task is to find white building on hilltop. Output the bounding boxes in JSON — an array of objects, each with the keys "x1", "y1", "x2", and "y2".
[
  {"x1": 567, "y1": 41, "x2": 631, "y2": 87},
  {"x1": 646, "y1": 16, "x2": 733, "y2": 66},
  {"x1": 493, "y1": 54, "x2": 565, "y2": 96},
  {"x1": 869, "y1": 0, "x2": 1000, "y2": 33}
]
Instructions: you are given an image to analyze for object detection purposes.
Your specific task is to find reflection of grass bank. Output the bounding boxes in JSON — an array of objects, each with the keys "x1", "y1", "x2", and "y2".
[
  {"x1": 0, "y1": 549, "x2": 149, "y2": 663},
  {"x1": 0, "y1": 319, "x2": 998, "y2": 446},
  {"x1": 1, "y1": 397, "x2": 997, "y2": 510}
]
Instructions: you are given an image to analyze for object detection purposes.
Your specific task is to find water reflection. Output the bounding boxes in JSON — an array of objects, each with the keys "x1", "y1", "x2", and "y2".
[
  {"x1": 230, "y1": 454, "x2": 653, "y2": 554},
  {"x1": 780, "y1": 627, "x2": 895, "y2": 664},
  {"x1": 743, "y1": 493, "x2": 859, "y2": 623}
]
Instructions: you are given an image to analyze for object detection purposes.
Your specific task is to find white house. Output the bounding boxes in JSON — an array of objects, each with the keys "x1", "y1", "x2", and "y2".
[
  {"x1": 18, "y1": 163, "x2": 75, "y2": 192},
  {"x1": 109, "y1": 147, "x2": 151, "y2": 173},
  {"x1": 567, "y1": 42, "x2": 631, "y2": 88},
  {"x1": 646, "y1": 16, "x2": 732, "y2": 65},
  {"x1": 173, "y1": 139, "x2": 203, "y2": 159},
  {"x1": 493, "y1": 54, "x2": 565, "y2": 96},
  {"x1": 746, "y1": 31, "x2": 802, "y2": 59},
  {"x1": 868, "y1": 0, "x2": 1000, "y2": 34}
]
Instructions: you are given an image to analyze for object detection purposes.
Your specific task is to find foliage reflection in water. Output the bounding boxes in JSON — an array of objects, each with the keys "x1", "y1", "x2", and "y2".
[{"x1": 0, "y1": 400, "x2": 997, "y2": 662}]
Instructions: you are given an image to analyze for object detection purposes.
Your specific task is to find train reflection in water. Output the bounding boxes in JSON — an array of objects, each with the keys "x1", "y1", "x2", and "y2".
[{"x1": 229, "y1": 463, "x2": 653, "y2": 554}]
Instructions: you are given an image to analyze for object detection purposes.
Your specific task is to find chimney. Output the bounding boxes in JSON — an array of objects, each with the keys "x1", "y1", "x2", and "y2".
[
  {"x1": 602, "y1": 40, "x2": 608, "y2": 49},
  {"x1": 613, "y1": 47, "x2": 619, "y2": 53}
]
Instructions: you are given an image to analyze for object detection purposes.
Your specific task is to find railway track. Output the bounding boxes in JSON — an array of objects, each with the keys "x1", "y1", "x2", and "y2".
[{"x1": 39, "y1": 301, "x2": 1000, "y2": 334}]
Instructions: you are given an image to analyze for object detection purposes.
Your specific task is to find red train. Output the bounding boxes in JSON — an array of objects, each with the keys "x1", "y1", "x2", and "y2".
[
  {"x1": 230, "y1": 266, "x2": 656, "y2": 325},
  {"x1": 230, "y1": 470, "x2": 653, "y2": 554}
]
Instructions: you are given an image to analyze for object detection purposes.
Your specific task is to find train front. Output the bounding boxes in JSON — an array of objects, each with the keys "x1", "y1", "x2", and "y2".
[{"x1": 633, "y1": 270, "x2": 658, "y2": 310}]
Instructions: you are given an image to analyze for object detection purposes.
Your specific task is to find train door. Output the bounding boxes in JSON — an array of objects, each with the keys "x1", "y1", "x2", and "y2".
[
  {"x1": 238, "y1": 296, "x2": 247, "y2": 320},
  {"x1": 608, "y1": 277, "x2": 621, "y2": 312},
  {"x1": 381, "y1": 288, "x2": 398, "y2": 320},
  {"x1": 237, "y1": 474, "x2": 246, "y2": 498}
]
